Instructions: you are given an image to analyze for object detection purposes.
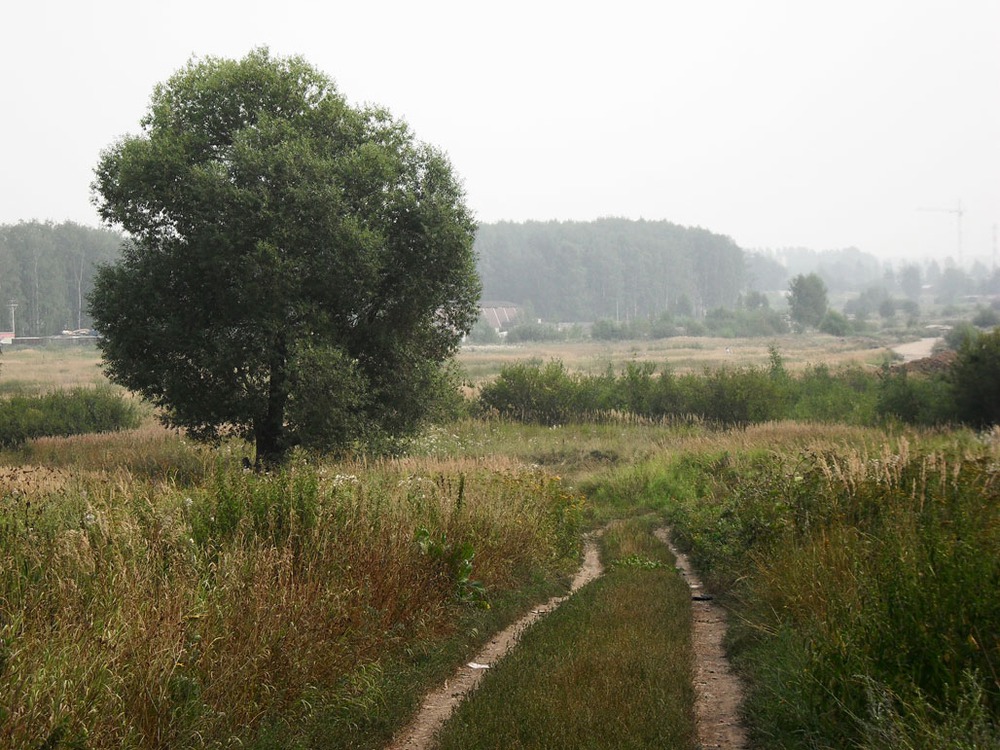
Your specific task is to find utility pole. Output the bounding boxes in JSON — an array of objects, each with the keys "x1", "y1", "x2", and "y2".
[
  {"x1": 917, "y1": 201, "x2": 964, "y2": 265},
  {"x1": 8, "y1": 299, "x2": 17, "y2": 337}
]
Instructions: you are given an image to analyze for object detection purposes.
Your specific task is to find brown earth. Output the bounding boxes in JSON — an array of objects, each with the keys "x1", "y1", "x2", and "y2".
[
  {"x1": 656, "y1": 528, "x2": 749, "y2": 749},
  {"x1": 386, "y1": 532, "x2": 605, "y2": 750},
  {"x1": 891, "y1": 337, "x2": 940, "y2": 363}
]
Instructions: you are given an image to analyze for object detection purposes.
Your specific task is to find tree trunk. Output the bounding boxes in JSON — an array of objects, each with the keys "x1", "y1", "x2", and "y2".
[{"x1": 254, "y1": 335, "x2": 290, "y2": 470}]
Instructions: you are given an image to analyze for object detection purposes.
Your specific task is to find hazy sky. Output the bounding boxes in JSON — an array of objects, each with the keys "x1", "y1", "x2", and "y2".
[{"x1": 3, "y1": 0, "x2": 998, "y2": 265}]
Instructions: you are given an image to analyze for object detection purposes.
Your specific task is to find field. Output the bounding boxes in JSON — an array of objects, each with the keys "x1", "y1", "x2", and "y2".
[
  {"x1": 0, "y1": 340, "x2": 997, "y2": 749},
  {"x1": 457, "y1": 333, "x2": 897, "y2": 383}
]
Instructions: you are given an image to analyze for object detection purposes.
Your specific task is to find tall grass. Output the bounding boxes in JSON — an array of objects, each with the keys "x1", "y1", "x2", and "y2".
[
  {"x1": 0, "y1": 386, "x2": 141, "y2": 447},
  {"x1": 638, "y1": 432, "x2": 1000, "y2": 748},
  {"x1": 0, "y1": 450, "x2": 584, "y2": 749}
]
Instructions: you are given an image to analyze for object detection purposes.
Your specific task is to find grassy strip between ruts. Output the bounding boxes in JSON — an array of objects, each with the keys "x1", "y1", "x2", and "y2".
[{"x1": 434, "y1": 515, "x2": 697, "y2": 750}]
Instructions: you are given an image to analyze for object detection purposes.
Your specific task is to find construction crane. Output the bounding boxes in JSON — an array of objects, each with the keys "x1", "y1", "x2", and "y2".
[{"x1": 917, "y1": 200, "x2": 964, "y2": 264}]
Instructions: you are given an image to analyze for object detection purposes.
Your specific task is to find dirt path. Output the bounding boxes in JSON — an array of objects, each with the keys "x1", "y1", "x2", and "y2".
[
  {"x1": 386, "y1": 532, "x2": 604, "y2": 750},
  {"x1": 656, "y1": 528, "x2": 749, "y2": 749},
  {"x1": 388, "y1": 527, "x2": 748, "y2": 749}
]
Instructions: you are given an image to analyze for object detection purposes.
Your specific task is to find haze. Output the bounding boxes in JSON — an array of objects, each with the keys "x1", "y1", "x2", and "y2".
[{"x1": 3, "y1": 0, "x2": 998, "y2": 265}]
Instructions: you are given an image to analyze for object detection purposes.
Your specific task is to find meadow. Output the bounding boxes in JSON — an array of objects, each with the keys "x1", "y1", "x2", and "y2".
[{"x1": 0, "y1": 341, "x2": 997, "y2": 749}]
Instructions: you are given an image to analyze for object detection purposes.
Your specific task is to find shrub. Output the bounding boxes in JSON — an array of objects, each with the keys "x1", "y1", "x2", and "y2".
[
  {"x1": 951, "y1": 326, "x2": 1000, "y2": 427},
  {"x1": 819, "y1": 309, "x2": 852, "y2": 336},
  {"x1": 0, "y1": 387, "x2": 140, "y2": 447},
  {"x1": 591, "y1": 319, "x2": 630, "y2": 341},
  {"x1": 504, "y1": 322, "x2": 566, "y2": 343}
]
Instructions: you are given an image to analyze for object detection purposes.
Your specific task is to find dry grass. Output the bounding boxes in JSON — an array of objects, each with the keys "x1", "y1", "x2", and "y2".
[
  {"x1": 0, "y1": 345, "x2": 108, "y2": 393},
  {"x1": 459, "y1": 334, "x2": 891, "y2": 383},
  {"x1": 0, "y1": 434, "x2": 585, "y2": 749}
]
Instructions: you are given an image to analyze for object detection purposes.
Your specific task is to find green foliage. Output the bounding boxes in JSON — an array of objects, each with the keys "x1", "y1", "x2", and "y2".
[
  {"x1": 972, "y1": 306, "x2": 1000, "y2": 329},
  {"x1": 465, "y1": 318, "x2": 502, "y2": 344},
  {"x1": 788, "y1": 272, "x2": 828, "y2": 329},
  {"x1": 951, "y1": 326, "x2": 1000, "y2": 427},
  {"x1": 818, "y1": 309, "x2": 851, "y2": 336},
  {"x1": 0, "y1": 387, "x2": 140, "y2": 447},
  {"x1": 590, "y1": 318, "x2": 631, "y2": 341},
  {"x1": 479, "y1": 356, "x2": 886, "y2": 427},
  {"x1": 657, "y1": 447, "x2": 1000, "y2": 748},
  {"x1": 703, "y1": 306, "x2": 789, "y2": 337},
  {"x1": 876, "y1": 366, "x2": 957, "y2": 426},
  {"x1": 90, "y1": 48, "x2": 480, "y2": 466},
  {"x1": 478, "y1": 360, "x2": 580, "y2": 425},
  {"x1": 945, "y1": 321, "x2": 980, "y2": 350},
  {"x1": 415, "y1": 526, "x2": 488, "y2": 606},
  {"x1": 504, "y1": 321, "x2": 566, "y2": 343}
]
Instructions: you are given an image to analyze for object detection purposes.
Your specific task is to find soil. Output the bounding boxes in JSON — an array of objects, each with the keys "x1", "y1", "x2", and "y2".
[
  {"x1": 387, "y1": 526, "x2": 750, "y2": 749},
  {"x1": 656, "y1": 528, "x2": 749, "y2": 749},
  {"x1": 386, "y1": 531, "x2": 605, "y2": 750}
]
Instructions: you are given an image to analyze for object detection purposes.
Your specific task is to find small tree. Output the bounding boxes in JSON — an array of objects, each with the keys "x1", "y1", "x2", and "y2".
[
  {"x1": 788, "y1": 273, "x2": 829, "y2": 330},
  {"x1": 90, "y1": 49, "x2": 480, "y2": 466}
]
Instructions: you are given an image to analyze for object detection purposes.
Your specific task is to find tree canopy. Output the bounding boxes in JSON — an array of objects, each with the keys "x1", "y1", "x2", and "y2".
[
  {"x1": 90, "y1": 49, "x2": 480, "y2": 465},
  {"x1": 788, "y1": 273, "x2": 829, "y2": 329}
]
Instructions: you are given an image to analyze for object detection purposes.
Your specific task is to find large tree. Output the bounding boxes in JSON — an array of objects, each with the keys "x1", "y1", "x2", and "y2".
[{"x1": 90, "y1": 49, "x2": 480, "y2": 466}]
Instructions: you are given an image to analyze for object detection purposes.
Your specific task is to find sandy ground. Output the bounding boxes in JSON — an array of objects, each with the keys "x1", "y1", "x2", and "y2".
[
  {"x1": 892, "y1": 337, "x2": 939, "y2": 362},
  {"x1": 657, "y1": 528, "x2": 748, "y2": 750}
]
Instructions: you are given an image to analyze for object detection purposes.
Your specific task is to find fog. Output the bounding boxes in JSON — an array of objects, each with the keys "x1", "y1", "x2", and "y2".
[{"x1": 2, "y1": 0, "x2": 997, "y2": 265}]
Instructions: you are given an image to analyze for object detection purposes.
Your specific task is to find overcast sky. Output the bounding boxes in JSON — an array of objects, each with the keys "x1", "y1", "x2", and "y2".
[{"x1": 3, "y1": 0, "x2": 998, "y2": 265}]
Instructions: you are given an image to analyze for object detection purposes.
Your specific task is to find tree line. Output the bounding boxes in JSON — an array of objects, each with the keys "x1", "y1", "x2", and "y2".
[
  {"x1": 475, "y1": 218, "x2": 747, "y2": 322},
  {"x1": 478, "y1": 326, "x2": 1000, "y2": 430},
  {"x1": 0, "y1": 221, "x2": 123, "y2": 336}
]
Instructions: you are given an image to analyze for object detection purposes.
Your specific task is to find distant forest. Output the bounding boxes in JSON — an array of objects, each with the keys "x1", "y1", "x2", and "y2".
[
  {"x1": 475, "y1": 218, "x2": 747, "y2": 322},
  {"x1": 0, "y1": 221, "x2": 122, "y2": 336},
  {"x1": 3, "y1": 218, "x2": 990, "y2": 339},
  {"x1": 474, "y1": 219, "x2": 993, "y2": 324}
]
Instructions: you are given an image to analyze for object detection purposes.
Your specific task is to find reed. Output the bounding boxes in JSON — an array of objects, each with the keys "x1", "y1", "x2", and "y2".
[
  {"x1": 0, "y1": 448, "x2": 584, "y2": 749},
  {"x1": 638, "y1": 430, "x2": 1000, "y2": 748}
]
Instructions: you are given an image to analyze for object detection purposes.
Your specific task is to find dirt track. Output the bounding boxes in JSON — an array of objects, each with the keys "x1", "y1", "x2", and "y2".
[
  {"x1": 388, "y1": 527, "x2": 749, "y2": 749},
  {"x1": 386, "y1": 533, "x2": 604, "y2": 750}
]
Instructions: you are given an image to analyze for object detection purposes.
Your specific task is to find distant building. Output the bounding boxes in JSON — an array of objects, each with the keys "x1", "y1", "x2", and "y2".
[
  {"x1": 479, "y1": 301, "x2": 521, "y2": 333},
  {"x1": 0, "y1": 331, "x2": 12, "y2": 345}
]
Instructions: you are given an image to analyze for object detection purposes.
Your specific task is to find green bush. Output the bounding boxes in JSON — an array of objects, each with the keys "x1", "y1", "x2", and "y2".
[
  {"x1": 478, "y1": 354, "x2": 886, "y2": 427},
  {"x1": 952, "y1": 326, "x2": 1000, "y2": 427},
  {"x1": 0, "y1": 387, "x2": 140, "y2": 447},
  {"x1": 504, "y1": 322, "x2": 566, "y2": 343}
]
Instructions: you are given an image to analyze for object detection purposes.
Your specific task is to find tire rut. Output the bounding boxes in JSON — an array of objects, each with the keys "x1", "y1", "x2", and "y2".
[
  {"x1": 386, "y1": 531, "x2": 604, "y2": 750},
  {"x1": 656, "y1": 527, "x2": 749, "y2": 749},
  {"x1": 388, "y1": 527, "x2": 748, "y2": 749}
]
